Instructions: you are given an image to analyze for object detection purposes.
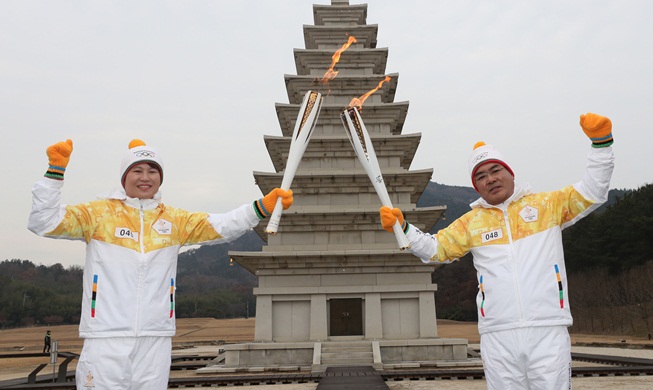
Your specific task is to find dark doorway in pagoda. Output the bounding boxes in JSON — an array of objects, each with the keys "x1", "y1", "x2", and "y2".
[{"x1": 329, "y1": 298, "x2": 363, "y2": 336}]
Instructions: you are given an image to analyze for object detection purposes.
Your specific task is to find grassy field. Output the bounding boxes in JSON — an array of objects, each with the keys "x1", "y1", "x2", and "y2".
[{"x1": 0, "y1": 318, "x2": 256, "y2": 382}]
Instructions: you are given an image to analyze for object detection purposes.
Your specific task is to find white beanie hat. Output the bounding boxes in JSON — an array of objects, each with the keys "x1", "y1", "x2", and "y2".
[
  {"x1": 468, "y1": 141, "x2": 514, "y2": 190},
  {"x1": 120, "y1": 139, "x2": 164, "y2": 187}
]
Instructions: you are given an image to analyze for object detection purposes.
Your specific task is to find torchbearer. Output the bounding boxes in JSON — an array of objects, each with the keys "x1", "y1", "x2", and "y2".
[
  {"x1": 379, "y1": 113, "x2": 615, "y2": 390},
  {"x1": 341, "y1": 105, "x2": 410, "y2": 250},
  {"x1": 266, "y1": 90, "x2": 323, "y2": 234},
  {"x1": 28, "y1": 138, "x2": 293, "y2": 389}
]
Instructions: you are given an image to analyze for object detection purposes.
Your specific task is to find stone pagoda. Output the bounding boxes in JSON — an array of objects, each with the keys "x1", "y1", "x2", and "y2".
[{"x1": 221, "y1": 0, "x2": 468, "y2": 372}]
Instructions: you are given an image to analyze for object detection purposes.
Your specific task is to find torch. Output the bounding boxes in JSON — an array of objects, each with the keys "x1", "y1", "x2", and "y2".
[
  {"x1": 265, "y1": 90, "x2": 324, "y2": 234},
  {"x1": 340, "y1": 106, "x2": 410, "y2": 250}
]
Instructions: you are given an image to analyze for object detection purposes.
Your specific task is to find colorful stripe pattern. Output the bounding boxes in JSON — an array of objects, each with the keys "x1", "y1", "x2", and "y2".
[
  {"x1": 169, "y1": 278, "x2": 175, "y2": 318},
  {"x1": 554, "y1": 264, "x2": 564, "y2": 308},
  {"x1": 253, "y1": 199, "x2": 270, "y2": 219},
  {"x1": 45, "y1": 165, "x2": 66, "y2": 180},
  {"x1": 91, "y1": 274, "x2": 98, "y2": 317},
  {"x1": 479, "y1": 275, "x2": 486, "y2": 317},
  {"x1": 590, "y1": 132, "x2": 613, "y2": 148}
]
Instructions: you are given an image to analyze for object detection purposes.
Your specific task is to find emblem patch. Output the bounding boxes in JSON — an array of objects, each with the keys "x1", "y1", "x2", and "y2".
[
  {"x1": 83, "y1": 370, "x2": 95, "y2": 387},
  {"x1": 519, "y1": 206, "x2": 539, "y2": 222},
  {"x1": 153, "y1": 218, "x2": 172, "y2": 235}
]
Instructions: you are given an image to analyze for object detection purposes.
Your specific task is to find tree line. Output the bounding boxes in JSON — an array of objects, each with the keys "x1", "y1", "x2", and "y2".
[
  {"x1": 2, "y1": 182, "x2": 651, "y2": 338},
  {"x1": 563, "y1": 184, "x2": 653, "y2": 337},
  {"x1": 0, "y1": 233, "x2": 261, "y2": 329}
]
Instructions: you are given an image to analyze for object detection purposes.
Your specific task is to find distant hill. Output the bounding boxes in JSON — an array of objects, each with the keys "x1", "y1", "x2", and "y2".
[
  {"x1": 1, "y1": 181, "x2": 635, "y2": 327},
  {"x1": 174, "y1": 232, "x2": 264, "y2": 319},
  {"x1": 417, "y1": 182, "x2": 479, "y2": 232}
]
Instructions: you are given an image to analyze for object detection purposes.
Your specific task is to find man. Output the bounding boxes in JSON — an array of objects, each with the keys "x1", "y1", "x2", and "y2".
[
  {"x1": 380, "y1": 113, "x2": 614, "y2": 389},
  {"x1": 43, "y1": 330, "x2": 51, "y2": 353},
  {"x1": 28, "y1": 139, "x2": 293, "y2": 389}
]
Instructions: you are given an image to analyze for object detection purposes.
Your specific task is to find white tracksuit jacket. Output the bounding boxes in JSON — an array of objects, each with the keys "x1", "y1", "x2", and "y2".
[
  {"x1": 406, "y1": 146, "x2": 614, "y2": 335},
  {"x1": 28, "y1": 179, "x2": 260, "y2": 338}
]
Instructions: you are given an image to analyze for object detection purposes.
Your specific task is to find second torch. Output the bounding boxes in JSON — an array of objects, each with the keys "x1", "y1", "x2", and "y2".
[{"x1": 340, "y1": 106, "x2": 410, "y2": 250}]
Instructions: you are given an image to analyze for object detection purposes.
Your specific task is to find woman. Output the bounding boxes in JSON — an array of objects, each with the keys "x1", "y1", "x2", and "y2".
[{"x1": 29, "y1": 138, "x2": 293, "y2": 389}]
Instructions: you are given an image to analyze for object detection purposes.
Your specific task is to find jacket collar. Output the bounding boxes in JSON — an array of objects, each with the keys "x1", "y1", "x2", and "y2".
[
  {"x1": 470, "y1": 181, "x2": 532, "y2": 210},
  {"x1": 98, "y1": 187, "x2": 162, "y2": 210}
]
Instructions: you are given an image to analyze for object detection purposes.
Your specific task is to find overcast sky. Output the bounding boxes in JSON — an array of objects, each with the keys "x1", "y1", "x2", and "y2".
[{"x1": 2, "y1": 0, "x2": 651, "y2": 268}]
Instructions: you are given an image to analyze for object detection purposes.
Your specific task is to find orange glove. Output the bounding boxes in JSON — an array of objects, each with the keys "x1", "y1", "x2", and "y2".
[
  {"x1": 380, "y1": 206, "x2": 405, "y2": 233},
  {"x1": 254, "y1": 188, "x2": 294, "y2": 219},
  {"x1": 45, "y1": 139, "x2": 73, "y2": 180},
  {"x1": 580, "y1": 113, "x2": 613, "y2": 148}
]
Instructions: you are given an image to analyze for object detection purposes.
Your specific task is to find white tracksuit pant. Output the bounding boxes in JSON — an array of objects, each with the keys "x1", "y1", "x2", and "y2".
[
  {"x1": 480, "y1": 326, "x2": 572, "y2": 390},
  {"x1": 75, "y1": 336, "x2": 172, "y2": 389}
]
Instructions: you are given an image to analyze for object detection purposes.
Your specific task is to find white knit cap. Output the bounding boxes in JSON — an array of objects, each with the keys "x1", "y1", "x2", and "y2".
[
  {"x1": 120, "y1": 139, "x2": 164, "y2": 186},
  {"x1": 468, "y1": 141, "x2": 514, "y2": 190}
]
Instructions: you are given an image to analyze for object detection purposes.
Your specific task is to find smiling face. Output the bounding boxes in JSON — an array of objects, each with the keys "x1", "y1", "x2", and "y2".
[
  {"x1": 123, "y1": 162, "x2": 161, "y2": 199},
  {"x1": 473, "y1": 162, "x2": 515, "y2": 205}
]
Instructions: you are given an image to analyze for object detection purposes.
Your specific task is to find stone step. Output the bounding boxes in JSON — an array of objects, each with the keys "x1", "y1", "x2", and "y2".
[
  {"x1": 319, "y1": 341, "x2": 375, "y2": 365},
  {"x1": 321, "y1": 349, "x2": 374, "y2": 366},
  {"x1": 322, "y1": 346, "x2": 371, "y2": 353},
  {"x1": 321, "y1": 357, "x2": 374, "y2": 365},
  {"x1": 321, "y1": 351, "x2": 373, "y2": 360}
]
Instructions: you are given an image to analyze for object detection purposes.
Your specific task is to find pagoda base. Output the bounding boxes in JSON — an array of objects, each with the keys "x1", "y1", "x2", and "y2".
[{"x1": 196, "y1": 338, "x2": 475, "y2": 374}]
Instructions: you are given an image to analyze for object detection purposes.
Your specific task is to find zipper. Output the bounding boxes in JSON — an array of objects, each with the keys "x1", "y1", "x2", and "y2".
[
  {"x1": 501, "y1": 208, "x2": 525, "y2": 324},
  {"x1": 139, "y1": 203, "x2": 145, "y2": 253},
  {"x1": 134, "y1": 202, "x2": 146, "y2": 336}
]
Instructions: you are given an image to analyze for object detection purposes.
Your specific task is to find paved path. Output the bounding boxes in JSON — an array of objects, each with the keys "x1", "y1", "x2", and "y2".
[{"x1": 316, "y1": 366, "x2": 388, "y2": 390}]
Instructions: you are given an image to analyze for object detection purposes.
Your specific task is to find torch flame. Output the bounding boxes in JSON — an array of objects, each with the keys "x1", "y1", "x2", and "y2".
[
  {"x1": 348, "y1": 76, "x2": 392, "y2": 111},
  {"x1": 319, "y1": 35, "x2": 357, "y2": 85}
]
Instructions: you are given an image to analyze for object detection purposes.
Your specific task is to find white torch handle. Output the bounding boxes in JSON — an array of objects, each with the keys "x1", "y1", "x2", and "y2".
[
  {"x1": 341, "y1": 107, "x2": 410, "y2": 250},
  {"x1": 265, "y1": 90, "x2": 323, "y2": 234},
  {"x1": 392, "y1": 220, "x2": 410, "y2": 250},
  {"x1": 369, "y1": 172, "x2": 411, "y2": 251},
  {"x1": 266, "y1": 157, "x2": 298, "y2": 232},
  {"x1": 266, "y1": 197, "x2": 285, "y2": 233}
]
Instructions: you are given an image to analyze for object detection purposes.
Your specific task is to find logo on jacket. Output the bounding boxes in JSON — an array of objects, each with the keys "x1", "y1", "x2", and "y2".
[
  {"x1": 115, "y1": 227, "x2": 139, "y2": 242},
  {"x1": 83, "y1": 370, "x2": 95, "y2": 387},
  {"x1": 519, "y1": 205, "x2": 539, "y2": 223},
  {"x1": 153, "y1": 218, "x2": 172, "y2": 235}
]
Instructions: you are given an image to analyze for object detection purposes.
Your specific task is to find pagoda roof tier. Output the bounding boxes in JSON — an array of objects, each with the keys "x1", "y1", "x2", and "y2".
[
  {"x1": 249, "y1": 206, "x2": 446, "y2": 247},
  {"x1": 312, "y1": 3, "x2": 368, "y2": 26},
  {"x1": 293, "y1": 48, "x2": 388, "y2": 76},
  {"x1": 276, "y1": 102, "x2": 408, "y2": 136},
  {"x1": 253, "y1": 169, "x2": 433, "y2": 204},
  {"x1": 231, "y1": 249, "x2": 436, "y2": 275},
  {"x1": 284, "y1": 74, "x2": 398, "y2": 104},
  {"x1": 264, "y1": 133, "x2": 421, "y2": 171},
  {"x1": 303, "y1": 25, "x2": 379, "y2": 49}
]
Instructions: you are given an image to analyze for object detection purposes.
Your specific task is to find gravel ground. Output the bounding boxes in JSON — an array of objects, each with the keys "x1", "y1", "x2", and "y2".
[{"x1": 169, "y1": 344, "x2": 653, "y2": 390}]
